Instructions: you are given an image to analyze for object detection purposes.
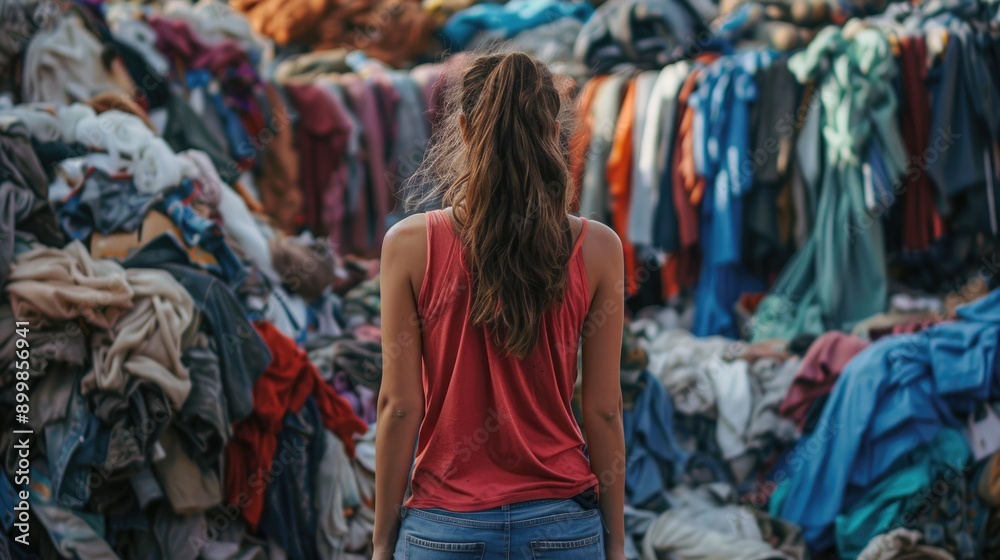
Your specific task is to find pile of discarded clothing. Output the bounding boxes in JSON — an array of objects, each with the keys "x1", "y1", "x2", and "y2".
[
  {"x1": 1, "y1": 0, "x2": 1000, "y2": 559},
  {"x1": 617, "y1": 287, "x2": 1000, "y2": 559},
  {"x1": 0, "y1": 1, "x2": 391, "y2": 558}
]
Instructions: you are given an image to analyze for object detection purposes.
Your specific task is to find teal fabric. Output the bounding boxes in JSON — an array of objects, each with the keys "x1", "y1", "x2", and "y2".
[
  {"x1": 751, "y1": 27, "x2": 908, "y2": 341},
  {"x1": 833, "y1": 428, "x2": 970, "y2": 559}
]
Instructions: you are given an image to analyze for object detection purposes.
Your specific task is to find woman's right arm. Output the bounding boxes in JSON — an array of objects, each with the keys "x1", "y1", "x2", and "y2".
[{"x1": 580, "y1": 223, "x2": 627, "y2": 560}]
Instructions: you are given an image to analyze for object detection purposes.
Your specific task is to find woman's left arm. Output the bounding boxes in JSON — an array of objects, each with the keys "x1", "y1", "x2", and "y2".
[{"x1": 373, "y1": 217, "x2": 427, "y2": 558}]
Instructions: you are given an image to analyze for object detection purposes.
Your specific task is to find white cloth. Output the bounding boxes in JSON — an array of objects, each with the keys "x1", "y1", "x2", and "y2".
[
  {"x1": 857, "y1": 528, "x2": 954, "y2": 560},
  {"x1": 217, "y1": 182, "x2": 278, "y2": 281},
  {"x1": 178, "y1": 149, "x2": 223, "y2": 206},
  {"x1": 56, "y1": 103, "x2": 97, "y2": 143},
  {"x1": 22, "y1": 13, "x2": 120, "y2": 103},
  {"x1": 630, "y1": 62, "x2": 691, "y2": 245},
  {"x1": 135, "y1": 137, "x2": 184, "y2": 194},
  {"x1": 0, "y1": 105, "x2": 61, "y2": 141},
  {"x1": 74, "y1": 109, "x2": 156, "y2": 168}
]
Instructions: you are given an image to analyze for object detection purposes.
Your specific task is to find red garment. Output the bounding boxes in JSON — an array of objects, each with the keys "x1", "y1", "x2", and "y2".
[
  {"x1": 407, "y1": 210, "x2": 599, "y2": 511},
  {"x1": 225, "y1": 321, "x2": 367, "y2": 529},
  {"x1": 285, "y1": 83, "x2": 351, "y2": 240},
  {"x1": 778, "y1": 332, "x2": 868, "y2": 430},
  {"x1": 897, "y1": 36, "x2": 944, "y2": 251}
]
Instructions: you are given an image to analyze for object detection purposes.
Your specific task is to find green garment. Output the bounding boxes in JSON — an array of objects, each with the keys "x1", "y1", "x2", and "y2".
[
  {"x1": 751, "y1": 26, "x2": 908, "y2": 341},
  {"x1": 834, "y1": 428, "x2": 970, "y2": 559}
]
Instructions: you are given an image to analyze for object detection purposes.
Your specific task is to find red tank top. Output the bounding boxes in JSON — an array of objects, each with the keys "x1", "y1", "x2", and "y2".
[{"x1": 406, "y1": 209, "x2": 599, "y2": 511}]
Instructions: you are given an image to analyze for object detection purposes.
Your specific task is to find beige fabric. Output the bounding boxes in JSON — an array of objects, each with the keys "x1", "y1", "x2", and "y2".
[
  {"x1": 6, "y1": 241, "x2": 134, "y2": 330},
  {"x1": 83, "y1": 268, "x2": 194, "y2": 408},
  {"x1": 22, "y1": 13, "x2": 122, "y2": 103}
]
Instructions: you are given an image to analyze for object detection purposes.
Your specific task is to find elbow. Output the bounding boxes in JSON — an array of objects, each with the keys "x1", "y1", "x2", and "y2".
[
  {"x1": 377, "y1": 394, "x2": 425, "y2": 423},
  {"x1": 582, "y1": 399, "x2": 623, "y2": 428}
]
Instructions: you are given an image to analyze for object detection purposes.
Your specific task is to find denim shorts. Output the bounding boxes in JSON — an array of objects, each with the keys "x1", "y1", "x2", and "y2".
[{"x1": 394, "y1": 497, "x2": 606, "y2": 559}]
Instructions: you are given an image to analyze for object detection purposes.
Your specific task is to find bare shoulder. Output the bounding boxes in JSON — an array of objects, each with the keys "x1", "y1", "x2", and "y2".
[
  {"x1": 382, "y1": 213, "x2": 428, "y2": 254},
  {"x1": 582, "y1": 219, "x2": 623, "y2": 260}
]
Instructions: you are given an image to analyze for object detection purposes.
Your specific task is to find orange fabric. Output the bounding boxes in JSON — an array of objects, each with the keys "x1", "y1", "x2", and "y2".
[
  {"x1": 233, "y1": 180, "x2": 265, "y2": 215},
  {"x1": 670, "y1": 56, "x2": 719, "y2": 289},
  {"x1": 662, "y1": 255, "x2": 681, "y2": 299},
  {"x1": 569, "y1": 76, "x2": 609, "y2": 212},
  {"x1": 86, "y1": 92, "x2": 156, "y2": 132},
  {"x1": 606, "y1": 79, "x2": 638, "y2": 294}
]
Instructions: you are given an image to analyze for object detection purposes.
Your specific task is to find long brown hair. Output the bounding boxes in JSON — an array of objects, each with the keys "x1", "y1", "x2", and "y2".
[{"x1": 409, "y1": 52, "x2": 574, "y2": 358}]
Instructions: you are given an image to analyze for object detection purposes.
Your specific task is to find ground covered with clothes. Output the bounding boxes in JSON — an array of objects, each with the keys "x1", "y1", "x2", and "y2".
[{"x1": 1, "y1": 0, "x2": 1000, "y2": 559}]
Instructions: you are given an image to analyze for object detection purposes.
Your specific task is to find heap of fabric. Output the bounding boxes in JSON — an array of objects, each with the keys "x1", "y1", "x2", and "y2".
[{"x1": 770, "y1": 289, "x2": 1000, "y2": 552}]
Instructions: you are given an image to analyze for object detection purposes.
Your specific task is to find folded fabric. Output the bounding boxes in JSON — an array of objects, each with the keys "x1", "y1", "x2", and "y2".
[
  {"x1": 5, "y1": 241, "x2": 134, "y2": 330},
  {"x1": 83, "y1": 267, "x2": 194, "y2": 408},
  {"x1": 271, "y1": 236, "x2": 337, "y2": 303},
  {"x1": 55, "y1": 103, "x2": 97, "y2": 143}
]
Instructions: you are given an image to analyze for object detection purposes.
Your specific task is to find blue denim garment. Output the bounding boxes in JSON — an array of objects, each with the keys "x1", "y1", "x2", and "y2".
[
  {"x1": 259, "y1": 398, "x2": 326, "y2": 560},
  {"x1": 28, "y1": 465, "x2": 119, "y2": 559},
  {"x1": 185, "y1": 70, "x2": 256, "y2": 165},
  {"x1": 43, "y1": 379, "x2": 103, "y2": 510},
  {"x1": 771, "y1": 289, "x2": 1000, "y2": 551},
  {"x1": 622, "y1": 370, "x2": 688, "y2": 510},
  {"x1": 159, "y1": 179, "x2": 247, "y2": 286},
  {"x1": 395, "y1": 497, "x2": 605, "y2": 560},
  {"x1": 0, "y1": 471, "x2": 17, "y2": 532},
  {"x1": 690, "y1": 52, "x2": 771, "y2": 337}
]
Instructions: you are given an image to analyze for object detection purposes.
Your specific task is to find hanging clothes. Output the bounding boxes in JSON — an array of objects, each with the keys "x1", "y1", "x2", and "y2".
[
  {"x1": 689, "y1": 51, "x2": 771, "y2": 338},
  {"x1": 752, "y1": 26, "x2": 908, "y2": 341}
]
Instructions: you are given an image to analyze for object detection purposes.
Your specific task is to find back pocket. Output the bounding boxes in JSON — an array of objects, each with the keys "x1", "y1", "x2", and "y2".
[
  {"x1": 530, "y1": 534, "x2": 602, "y2": 560},
  {"x1": 404, "y1": 535, "x2": 485, "y2": 560}
]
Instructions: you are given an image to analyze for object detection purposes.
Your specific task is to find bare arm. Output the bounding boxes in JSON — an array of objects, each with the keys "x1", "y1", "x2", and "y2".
[
  {"x1": 373, "y1": 216, "x2": 427, "y2": 557},
  {"x1": 580, "y1": 222, "x2": 627, "y2": 559}
]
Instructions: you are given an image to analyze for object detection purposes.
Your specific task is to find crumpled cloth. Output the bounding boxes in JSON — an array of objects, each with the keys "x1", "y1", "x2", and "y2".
[
  {"x1": 642, "y1": 484, "x2": 796, "y2": 560},
  {"x1": 74, "y1": 109, "x2": 154, "y2": 162},
  {"x1": 55, "y1": 103, "x2": 97, "y2": 143},
  {"x1": 857, "y1": 528, "x2": 955, "y2": 560},
  {"x1": 225, "y1": 321, "x2": 366, "y2": 530},
  {"x1": 5, "y1": 241, "x2": 134, "y2": 330},
  {"x1": 0, "y1": 117, "x2": 64, "y2": 286},
  {"x1": 0, "y1": 105, "x2": 61, "y2": 141},
  {"x1": 22, "y1": 12, "x2": 122, "y2": 103},
  {"x1": 134, "y1": 137, "x2": 183, "y2": 194},
  {"x1": 83, "y1": 268, "x2": 195, "y2": 408}
]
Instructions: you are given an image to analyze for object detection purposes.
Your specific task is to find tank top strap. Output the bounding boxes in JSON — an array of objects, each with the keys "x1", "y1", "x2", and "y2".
[
  {"x1": 570, "y1": 217, "x2": 589, "y2": 261},
  {"x1": 420, "y1": 210, "x2": 460, "y2": 310}
]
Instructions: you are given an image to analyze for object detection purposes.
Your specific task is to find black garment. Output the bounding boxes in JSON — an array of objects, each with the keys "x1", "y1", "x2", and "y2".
[
  {"x1": 124, "y1": 234, "x2": 270, "y2": 424},
  {"x1": 161, "y1": 89, "x2": 240, "y2": 184},
  {"x1": 177, "y1": 332, "x2": 229, "y2": 464},
  {"x1": 743, "y1": 59, "x2": 800, "y2": 278}
]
